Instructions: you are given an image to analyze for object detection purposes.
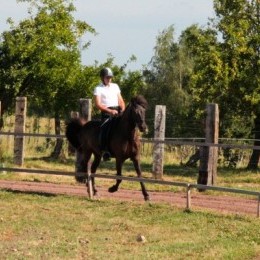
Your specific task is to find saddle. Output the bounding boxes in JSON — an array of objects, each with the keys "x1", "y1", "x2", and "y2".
[{"x1": 99, "y1": 106, "x2": 121, "y2": 161}]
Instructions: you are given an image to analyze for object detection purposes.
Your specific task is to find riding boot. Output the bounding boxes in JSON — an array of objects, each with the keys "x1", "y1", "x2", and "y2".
[
  {"x1": 100, "y1": 118, "x2": 111, "y2": 161},
  {"x1": 100, "y1": 110, "x2": 118, "y2": 162}
]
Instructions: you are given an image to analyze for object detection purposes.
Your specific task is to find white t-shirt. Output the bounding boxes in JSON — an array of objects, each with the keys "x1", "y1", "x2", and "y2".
[{"x1": 93, "y1": 82, "x2": 121, "y2": 107}]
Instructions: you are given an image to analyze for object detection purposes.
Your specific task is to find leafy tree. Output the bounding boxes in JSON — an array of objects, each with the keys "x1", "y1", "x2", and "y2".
[
  {"x1": 180, "y1": 24, "x2": 248, "y2": 138},
  {"x1": 0, "y1": 0, "x2": 95, "y2": 114},
  {"x1": 181, "y1": 0, "x2": 260, "y2": 167},
  {"x1": 213, "y1": 0, "x2": 260, "y2": 168},
  {"x1": 143, "y1": 25, "x2": 193, "y2": 137},
  {"x1": 0, "y1": 0, "x2": 95, "y2": 157}
]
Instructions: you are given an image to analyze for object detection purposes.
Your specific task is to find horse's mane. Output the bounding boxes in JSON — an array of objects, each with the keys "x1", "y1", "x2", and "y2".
[
  {"x1": 115, "y1": 95, "x2": 148, "y2": 125},
  {"x1": 131, "y1": 95, "x2": 148, "y2": 109}
]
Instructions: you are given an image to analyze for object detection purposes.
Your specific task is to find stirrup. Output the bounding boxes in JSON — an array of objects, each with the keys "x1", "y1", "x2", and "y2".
[{"x1": 102, "y1": 151, "x2": 111, "y2": 161}]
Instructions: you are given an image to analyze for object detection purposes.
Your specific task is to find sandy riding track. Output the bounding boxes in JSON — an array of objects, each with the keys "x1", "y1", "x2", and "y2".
[{"x1": 0, "y1": 180, "x2": 259, "y2": 217}]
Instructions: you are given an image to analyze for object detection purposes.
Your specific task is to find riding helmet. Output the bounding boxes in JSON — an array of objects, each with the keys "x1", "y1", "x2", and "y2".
[{"x1": 100, "y1": 67, "x2": 113, "y2": 78}]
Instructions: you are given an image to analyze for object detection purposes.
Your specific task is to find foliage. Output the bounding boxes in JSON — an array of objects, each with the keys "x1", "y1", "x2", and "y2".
[
  {"x1": 143, "y1": 0, "x2": 259, "y2": 144},
  {"x1": 0, "y1": 0, "x2": 96, "y2": 118},
  {"x1": 189, "y1": 0, "x2": 260, "y2": 167},
  {"x1": 180, "y1": 24, "x2": 251, "y2": 138},
  {"x1": 213, "y1": 0, "x2": 260, "y2": 138},
  {"x1": 142, "y1": 26, "x2": 194, "y2": 137}
]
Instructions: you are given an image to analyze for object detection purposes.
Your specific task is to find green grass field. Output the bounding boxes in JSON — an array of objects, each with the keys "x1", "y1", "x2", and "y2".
[{"x1": 0, "y1": 190, "x2": 260, "y2": 259}]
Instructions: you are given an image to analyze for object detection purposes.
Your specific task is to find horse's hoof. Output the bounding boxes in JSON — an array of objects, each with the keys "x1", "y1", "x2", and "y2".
[
  {"x1": 108, "y1": 186, "x2": 118, "y2": 193},
  {"x1": 93, "y1": 192, "x2": 100, "y2": 200},
  {"x1": 144, "y1": 196, "x2": 150, "y2": 201},
  {"x1": 75, "y1": 176, "x2": 86, "y2": 183}
]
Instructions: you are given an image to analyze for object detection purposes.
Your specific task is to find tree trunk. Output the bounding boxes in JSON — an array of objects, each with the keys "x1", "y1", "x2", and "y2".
[
  {"x1": 0, "y1": 102, "x2": 3, "y2": 130},
  {"x1": 50, "y1": 114, "x2": 64, "y2": 160},
  {"x1": 247, "y1": 113, "x2": 260, "y2": 169}
]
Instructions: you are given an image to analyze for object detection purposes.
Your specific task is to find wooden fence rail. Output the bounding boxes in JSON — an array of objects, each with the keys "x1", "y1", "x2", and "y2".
[
  {"x1": 1, "y1": 131, "x2": 260, "y2": 150},
  {"x1": 0, "y1": 166, "x2": 259, "y2": 218}
]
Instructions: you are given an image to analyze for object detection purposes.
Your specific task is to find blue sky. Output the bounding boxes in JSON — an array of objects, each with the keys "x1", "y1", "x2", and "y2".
[{"x1": 1, "y1": 0, "x2": 215, "y2": 70}]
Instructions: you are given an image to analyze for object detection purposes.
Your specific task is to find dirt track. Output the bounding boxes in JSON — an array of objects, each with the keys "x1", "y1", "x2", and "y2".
[{"x1": 0, "y1": 180, "x2": 259, "y2": 217}]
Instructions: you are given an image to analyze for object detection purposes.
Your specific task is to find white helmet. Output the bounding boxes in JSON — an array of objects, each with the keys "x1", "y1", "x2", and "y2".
[{"x1": 100, "y1": 67, "x2": 113, "y2": 78}]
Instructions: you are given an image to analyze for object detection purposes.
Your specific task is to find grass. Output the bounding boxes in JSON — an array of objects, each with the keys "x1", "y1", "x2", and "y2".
[{"x1": 0, "y1": 190, "x2": 260, "y2": 259}]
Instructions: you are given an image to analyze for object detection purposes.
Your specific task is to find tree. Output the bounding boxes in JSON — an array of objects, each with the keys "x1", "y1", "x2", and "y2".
[
  {"x1": 180, "y1": 24, "x2": 246, "y2": 138},
  {"x1": 181, "y1": 0, "x2": 260, "y2": 167},
  {"x1": 143, "y1": 25, "x2": 192, "y2": 137},
  {"x1": 0, "y1": 0, "x2": 95, "y2": 112},
  {"x1": 0, "y1": 0, "x2": 95, "y2": 158},
  {"x1": 213, "y1": 0, "x2": 260, "y2": 168}
]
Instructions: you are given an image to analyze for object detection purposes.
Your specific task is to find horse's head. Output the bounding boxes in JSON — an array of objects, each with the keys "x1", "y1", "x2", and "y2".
[{"x1": 130, "y1": 95, "x2": 148, "y2": 133}]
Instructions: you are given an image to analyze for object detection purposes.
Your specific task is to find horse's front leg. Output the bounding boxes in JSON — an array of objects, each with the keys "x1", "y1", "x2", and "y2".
[
  {"x1": 108, "y1": 159, "x2": 123, "y2": 193},
  {"x1": 132, "y1": 158, "x2": 150, "y2": 201}
]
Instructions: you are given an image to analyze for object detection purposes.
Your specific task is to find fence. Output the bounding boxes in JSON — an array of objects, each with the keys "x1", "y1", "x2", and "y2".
[
  {"x1": 1, "y1": 97, "x2": 260, "y2": 217},
  {"x1": 1, "y1": 130, "x2": 260, "y2": 217},
  {"x1": 4, "y1": 98, "x2": 248, "y2": 181},
  {"x1": 0, "y1": 165, "x2": 259, "y2": 218},
  {"x1": 1, "y1": 97, "x2": 221, "y2": 185}
]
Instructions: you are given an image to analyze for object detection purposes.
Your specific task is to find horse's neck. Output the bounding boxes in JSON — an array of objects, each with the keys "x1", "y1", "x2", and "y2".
[{"x1": 118, "y1": 109, "x2": 136, "y2": 137}]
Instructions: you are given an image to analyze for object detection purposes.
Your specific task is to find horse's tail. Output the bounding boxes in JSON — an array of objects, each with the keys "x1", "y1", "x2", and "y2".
[{"x1": 65, "y1": 118, "x2": 83, "y2": 151}]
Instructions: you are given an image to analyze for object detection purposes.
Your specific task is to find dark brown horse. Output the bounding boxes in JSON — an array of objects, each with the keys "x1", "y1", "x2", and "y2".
[{"x1": 66, "y1": 95, "x2": 150, "y2": 201}]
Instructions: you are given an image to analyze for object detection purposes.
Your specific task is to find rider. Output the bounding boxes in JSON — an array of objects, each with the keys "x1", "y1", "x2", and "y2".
[{"x1": 94, "y1": 67, "x2": 125, "y2": 160}]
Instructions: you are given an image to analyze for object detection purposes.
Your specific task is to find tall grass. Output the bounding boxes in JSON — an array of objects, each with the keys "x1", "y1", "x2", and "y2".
[{"x1": 0, "y1": 116, "x2": 59, "y2": 159}]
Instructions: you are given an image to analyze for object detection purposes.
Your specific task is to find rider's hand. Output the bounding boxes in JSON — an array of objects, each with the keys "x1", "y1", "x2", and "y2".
[{"x1": 110, "y1": 110, "x2": 118, "y2": 116}]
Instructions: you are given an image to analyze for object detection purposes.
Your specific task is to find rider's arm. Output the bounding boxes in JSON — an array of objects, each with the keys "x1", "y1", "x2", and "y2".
[
  {"x1": 94, "y1": 95, "x2": 118, "y2": 115},
  {"x1": 118, "y1": 93, "x2": 125, "y2": 112}
]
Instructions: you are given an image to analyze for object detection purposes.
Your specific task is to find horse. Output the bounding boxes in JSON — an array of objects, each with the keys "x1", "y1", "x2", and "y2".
[{"x1": 66, "y1": 95, "x2": 150, "y2": 201}]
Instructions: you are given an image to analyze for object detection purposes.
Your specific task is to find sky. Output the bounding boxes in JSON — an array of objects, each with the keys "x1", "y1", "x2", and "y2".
[{"x1": 1, "y1": 0, "x2": 215, "y2": 70}]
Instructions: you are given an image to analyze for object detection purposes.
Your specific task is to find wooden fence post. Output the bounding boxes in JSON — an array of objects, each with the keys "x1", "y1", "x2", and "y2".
[
  {"x1": 79, "y1": 98, "x2": 92, "y2": 124},
  {"x1": 14, "y1": 97, "x2": 27, "y2": 166},
  {"x1": 198, "y1": 103, "x2": 219, "y2": 187},
  {"x1": 0, "y1": 101, "x2": 4, "y2": 173},
  {"x1": 152, "y1": 105, "x2": 166, "y2": 179}
]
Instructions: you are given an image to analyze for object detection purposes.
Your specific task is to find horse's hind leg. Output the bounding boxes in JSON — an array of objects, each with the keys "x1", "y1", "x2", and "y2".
[
  {"x1": 108, "y1": 159, "x2": 123, "y2": 193},
  {"x1": 75, "y1": 151, "x2": 91, "y2": 183},
  {"x1": 132, "y1": 158, "x2": 150, "y2": 201},
  {"x1": 75, "y1": 150, "x2": 100, "y2": 196},
  {"x1": 90, "y1": 153, "x2": 101, "y2": 196}
]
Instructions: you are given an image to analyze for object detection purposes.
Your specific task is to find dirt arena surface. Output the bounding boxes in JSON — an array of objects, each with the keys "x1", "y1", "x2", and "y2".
[{"x1": 0, "y1": 179, "x2": 259, "y2": 217}]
